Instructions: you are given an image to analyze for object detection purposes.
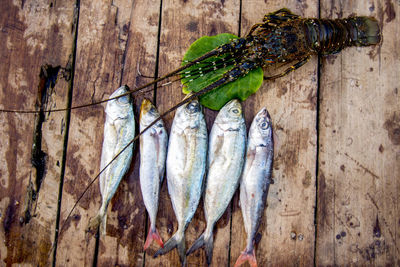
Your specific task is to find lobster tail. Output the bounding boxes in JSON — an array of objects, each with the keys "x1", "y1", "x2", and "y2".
[
  {"x1": 346, "y1": 17, "x2": 381, "y2": 46},
  {"x1": 304, "y1": 17, "x2": 381, "y2": 55}
]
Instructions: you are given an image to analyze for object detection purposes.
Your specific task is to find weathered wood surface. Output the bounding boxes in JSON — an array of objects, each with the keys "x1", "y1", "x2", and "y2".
[
  {"x1": 0, "y1": 1, "x2": 76, "y2": 266},
  {"x1": 317, "y1": 0, "x2": 400, "y2": 266},
  {"x1": 0, "y1": 0, "x2": 399, "y2": 267}
]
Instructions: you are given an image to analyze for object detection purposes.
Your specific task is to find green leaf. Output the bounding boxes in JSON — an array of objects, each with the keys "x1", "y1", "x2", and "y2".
[{"x1": 181, "y1": 33, "x2": 263, "y2": 110}]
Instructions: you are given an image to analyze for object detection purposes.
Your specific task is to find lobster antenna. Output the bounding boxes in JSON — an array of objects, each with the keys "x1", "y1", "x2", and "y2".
[{"x1": 0, "y1": 49, "x2": 222, "y2": 114}]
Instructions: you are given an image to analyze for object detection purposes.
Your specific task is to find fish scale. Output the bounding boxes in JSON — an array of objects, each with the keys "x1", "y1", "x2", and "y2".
[
  {"x1": 186, "y1": 99, "x2": 246, "y2": 265},
  {"x1": 87, "y1": 85, "x2": 135, "y2": 235},
  {"x1": 154, "y1": 97, "x2": 207, "y2": 266},
  {"x1": 139, "y1": 99, "x2": 168, "y2": 250},
  {"x1": 234, "y1": 107, "x2": 274, "y2": 267}
]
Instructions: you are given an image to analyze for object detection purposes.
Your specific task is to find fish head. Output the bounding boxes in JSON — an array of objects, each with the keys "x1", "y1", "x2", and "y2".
[
  {"x1": 110, "y1": 85, "x2": 131, "y2": 105},
  {"x1": 252, "y1": 107, "x2": 273, "y2": 140},
  {"x1": 224, "y1": 99, "x2": 243, "y2": 119},
  {"x1": 215, "y1": 99, "x2": 244, "y2": 130},
  {"x1": 140, "y1": 98, "x2": 155, "y2": 116},
  {"x1": 184, "y1": 99, "x2": 201, "y2": 115},
  {"x1": 174, "y1": 99, "x2": 204, "y2": 130},
  {"x1": 105, "y1": 85, "x2": 133, "y2": 120},
  {"x1": 140, "y1": 98, "x2": 161, "y2": 126}
]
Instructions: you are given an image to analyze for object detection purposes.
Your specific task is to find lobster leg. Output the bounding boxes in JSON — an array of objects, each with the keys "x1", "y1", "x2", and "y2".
[
  {"x1": 263, "y1": 8, "x2": 299, "y2": 24},
  {"x1": 255, "y1": 8, "x2": 300, "y2": 34},
  {"x1": 247, "y1": 23, "x2": 264, "y2": 36},
  {"x1": 263, "y1": 55, "x2": 311, "y2": 80}
]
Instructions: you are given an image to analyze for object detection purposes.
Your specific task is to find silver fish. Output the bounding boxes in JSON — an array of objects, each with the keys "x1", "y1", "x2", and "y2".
[
  {"x1": 187, "y1": 99, "x2": 246, "y2": 265},
  {"x1": 87, "y1": 85, "x2": 135, "y2": 235},
  {"x1": 234, "y1": 107, "x2": 273, "y2": 267},
  {"x1": 154, "y1": 98, "x2": 208, "y2": 266},
  {"x1": 139, "y1": 99, "x2": 168, "y2": 250}
]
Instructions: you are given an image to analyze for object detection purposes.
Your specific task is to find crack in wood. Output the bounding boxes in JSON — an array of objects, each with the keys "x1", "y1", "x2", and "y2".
[
  {"x1": 344, "y1": 152, "x2": 380, "y2": 180},
  {"x1": 25, "y1": 65, "x2": 61, "y2": 224}
]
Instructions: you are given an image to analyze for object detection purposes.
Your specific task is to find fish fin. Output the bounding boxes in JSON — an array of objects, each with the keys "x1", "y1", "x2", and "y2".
[
  {"x1": 87, "y1": 207, "x2": 108, "y2": 236},
  {"x1": 186, "y1": 232, "x2": 214, "y2": 265},
  {"x1": 144, "y1": 227, "x2": 164, "y2": 250},
  {"x1": 234, "y1": 249, "x2": 257, "y2": 267},
  {"x1": 154, "y1": 231, "x2": 186, "y2": 265},
  {"x1": 204, "y1": 234, "x2": 214, "y2": 266},
  {"x1": 177, "y1": 236, "x2": 187, "y2": 267},
  {"x1": 186, "y1": 233, "x2": 205, "y2": 256},
  {"x1": 100, "y1": 213, "x2": 107, "y2": 236},
  {"x1": 86, "y1": 213, "x2": 102, "y2": 234}
]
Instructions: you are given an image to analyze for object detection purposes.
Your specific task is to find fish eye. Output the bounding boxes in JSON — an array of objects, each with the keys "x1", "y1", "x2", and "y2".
[
  {"x1": 231, "y1": 108, "x2": 240, "y2": 114},
  {"x1": 260, "y1": 121, "x2": 269, "y2": 130},
  {"x1": 117, "y1": 95, "x2": 129, "y2": 104},
  {"x1": 149, "y1": 107, "x2": 157, "y2": 114},
  {"x1": 186, "y1": 101, "x2": 199, "y2": 113}
]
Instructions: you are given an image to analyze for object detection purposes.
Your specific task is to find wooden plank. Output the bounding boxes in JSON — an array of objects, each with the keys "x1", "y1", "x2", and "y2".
[
  {"x1": 317, "y1": 0, "x2": 400, "y2": 266},
  {"x1": 145, "y1": 1, "x2": 240, "y2": 266},
  {"x1": 230, "y1": 1, "x2": 318, "y2": 266},
  {"x1": 2, "y1": 1, "x2": 398, "y2": 266},
  {"x1": 96, "y1": 0, "x2": 161, "y2": 266},
  {"x1": 55, "y1": 1, "x2": 134, "y2": 265},
  {"x1": 0, "y1": 1, "x2": 75, "y2": 266}
]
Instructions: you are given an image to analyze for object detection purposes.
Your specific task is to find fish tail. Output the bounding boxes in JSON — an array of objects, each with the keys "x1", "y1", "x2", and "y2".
[
  {"x1": 144, "y1": 227, "x2": 164, "y2": 250},
  {"x1": 154, "y1": 230, "x2": 186, "y2": 266},
  {"x1": 204, "y1": 233, "x2": 214, "y2": 266},
  {"x1": 86, "y1": 213, "x2": 101, "y2": 234},
  {"x1": 186, "y1": 233, "x2": 205, "y2": 256},
  {"x1": 186, "y1": 231, "x2": 214, "y2": 265},
  {"x1": 99, "y1": 213, "x2": 107, "y2": 236},
  {"x1": 86, "y1": 205, "x2": 107, "y2": 235},
  {"x1": 177, "y1": 235, "x2": 187, "y2": 267},
  {"x1": 234, "y1": 248, "x2": 257, "y2": 267}
]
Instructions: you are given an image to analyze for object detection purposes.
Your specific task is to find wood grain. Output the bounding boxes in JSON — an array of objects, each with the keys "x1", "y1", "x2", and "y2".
[
  {"x1": 0, "y1": 1, "x2": 399, "y2": 266},
  {"x1": 0, "y1": 1, "x2": 75, "y2": 266},
  {"x1": 230, "y1": 1, "x2": 318, "y2": 266},
  {"x1": 317, "y1": 0, "x2": 400, "y2": 266}
]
